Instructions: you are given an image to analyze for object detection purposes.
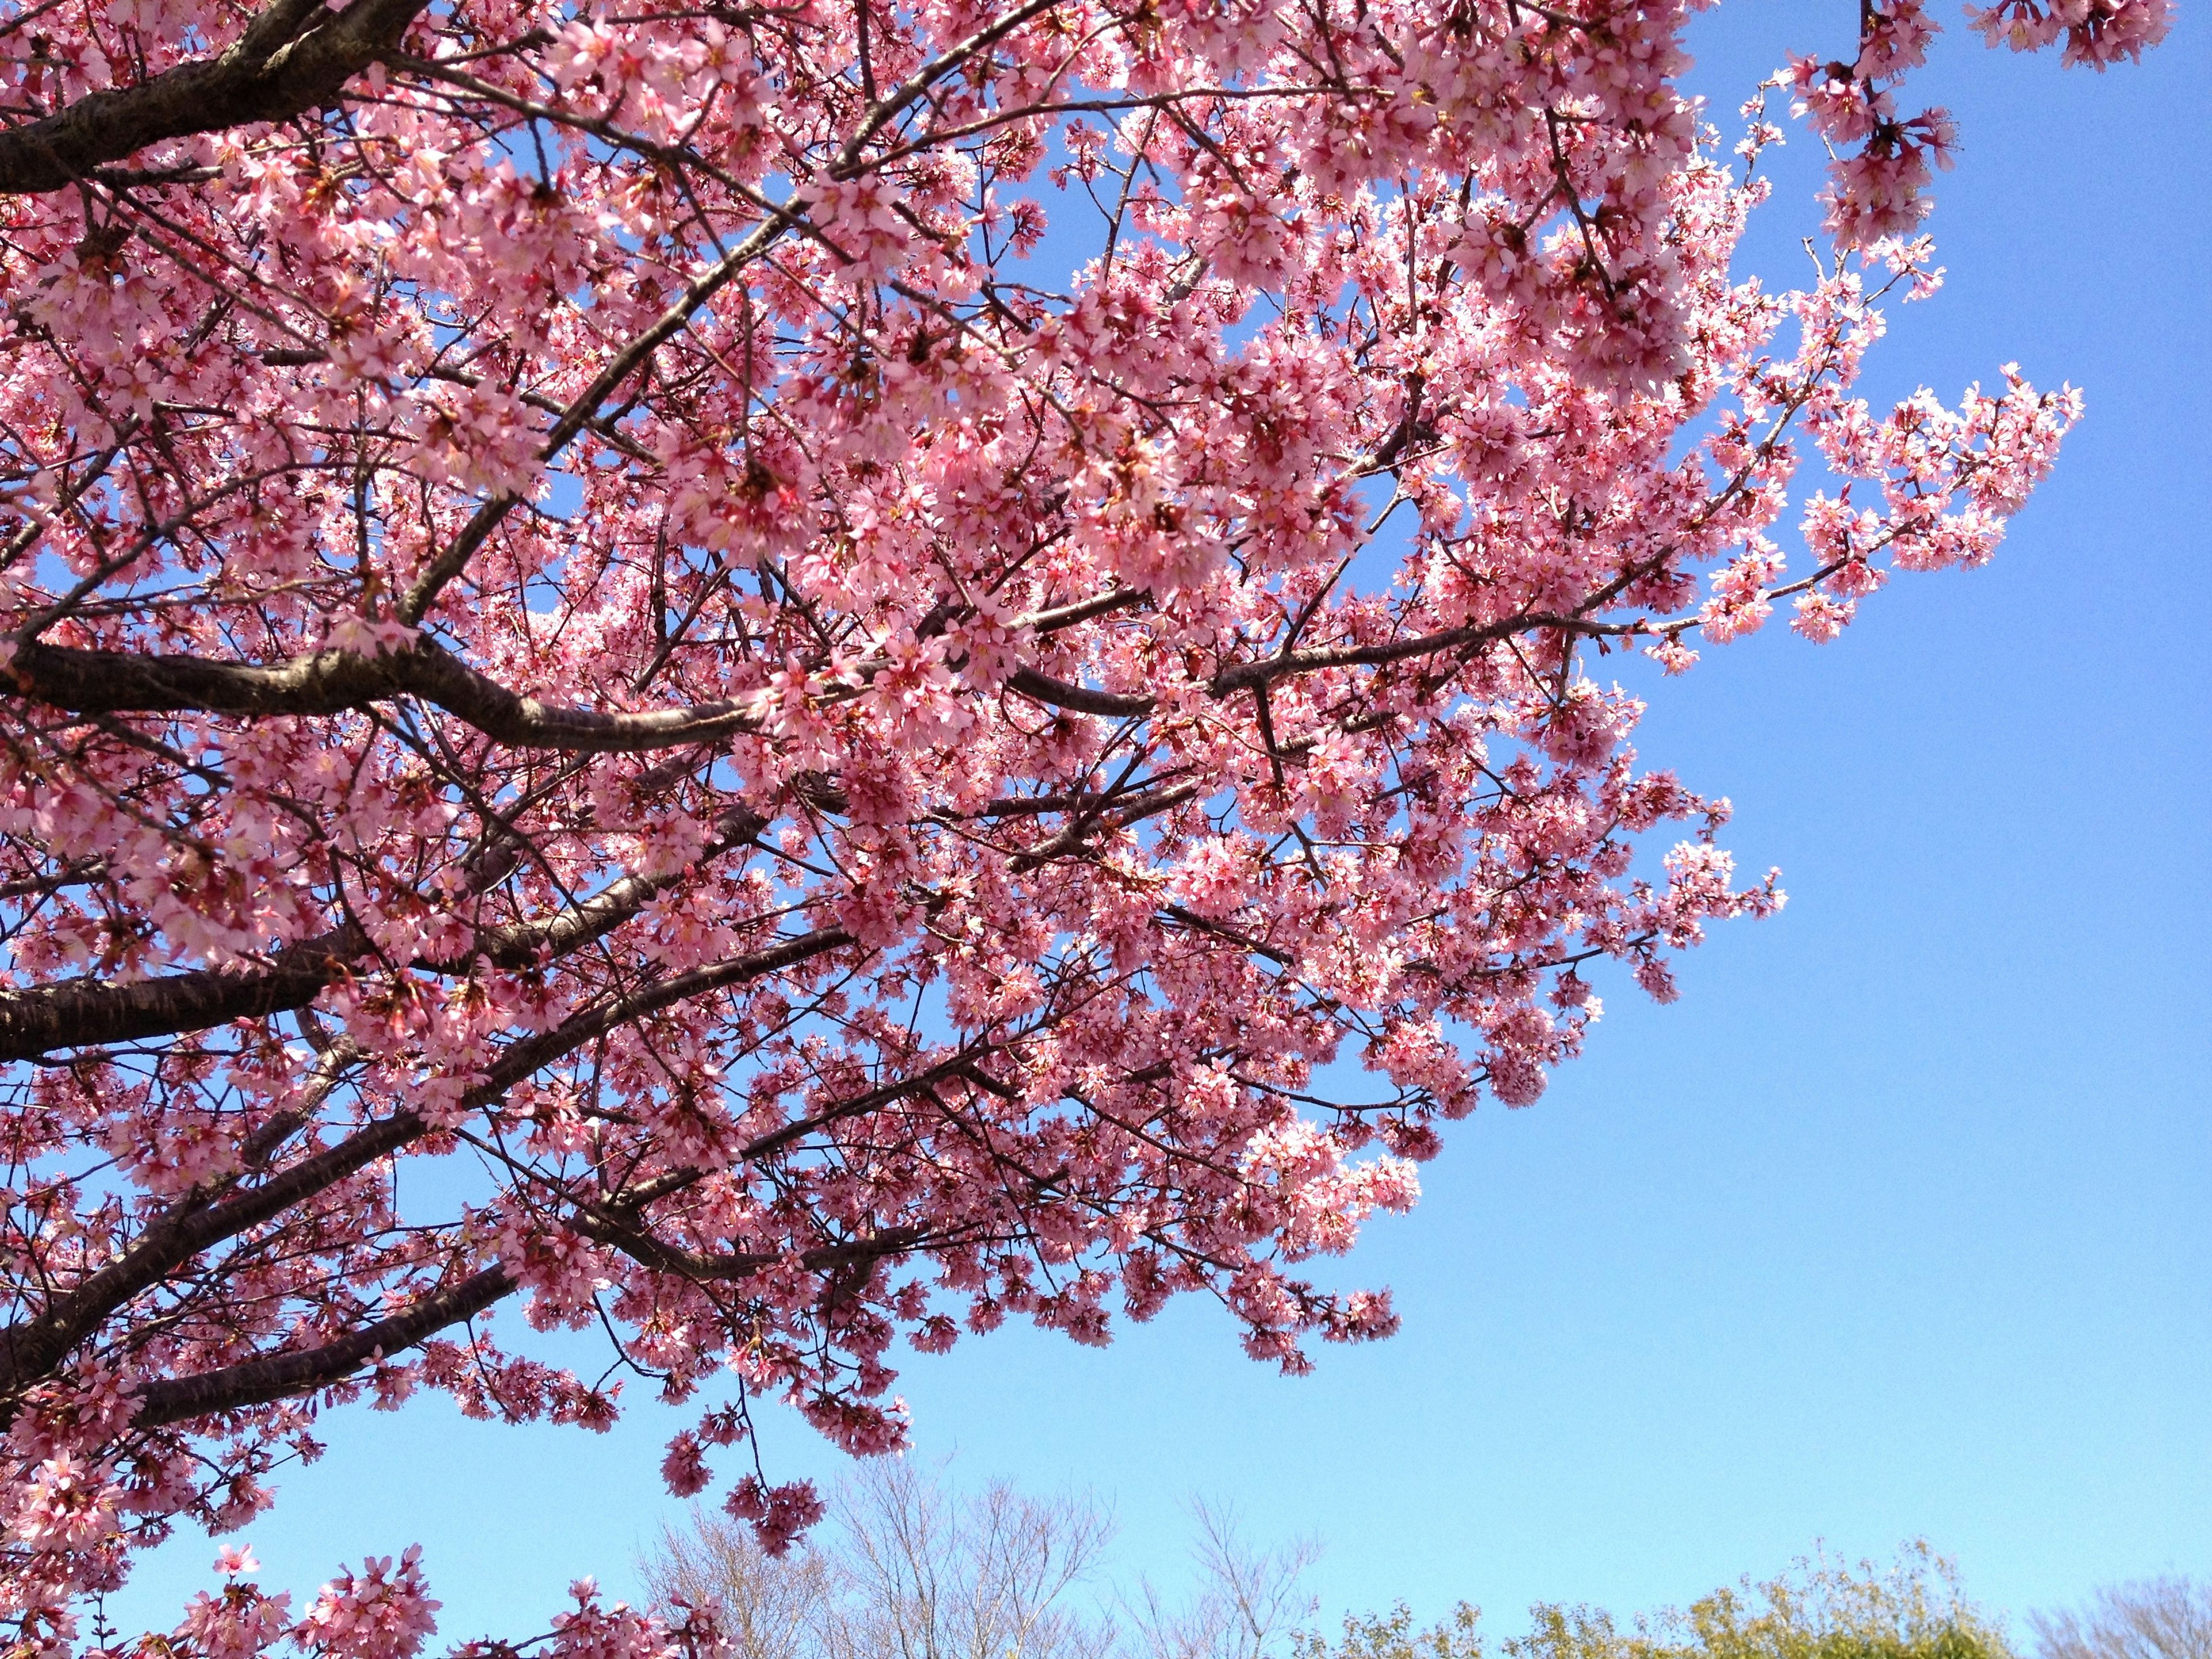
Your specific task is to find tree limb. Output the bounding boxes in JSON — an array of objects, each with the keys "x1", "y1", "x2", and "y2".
[
  {"x1": 5, "y1": 636, "x2": 772, "y2": 751},
  {"x1": 130, "y1": 1263, "x2": 515, "y2": 1425},
  {"x1": 0, "y1": 0, "x2": 430, "y2": 196},
  {"x1": 0, "y1": 812, "x2": 765, "y2": 1063},
  {"x1": 0, "y1": 925, "x2": 853, "y2": 1415},
  {"x1": 0, "y1": 926, "x2": 366, "y2": 1063}
]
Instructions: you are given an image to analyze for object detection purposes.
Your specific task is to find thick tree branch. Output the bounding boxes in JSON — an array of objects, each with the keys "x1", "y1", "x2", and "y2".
[
  {"x1": 1003, "y1": 667, "x2": 1153, "y2": 718},
  {"x1": 469, "y1": 925, "x2": 856, "y2": 1100},
  {"x1": 130, "y1": 1223, "x2": 930, "y2": 1426},
  {"x1": 0, "y1": 925, "x2": 854, "y2": 1414},
  {"x1": 0, "y1": 1099, "x2": 427, "y2": 1412},
  {"x1": 5, "y1": 588, "x2": 1231, "y2": 749},
  {"x1": 0, "y1": 926, "x2": 366, "y2": 1063},
  {"x1": 0, "y1": 812, "x2": 765, "y2": 1063},
  {"x1": 5, "y1": 636, "x2": 772, "y2": 751},
  {"x1": 130, "y1": 1264, "x2": 515, "y2": 1425},
  {"x1": 0, "y1": 0, "x2": 430, "y2": 195}
]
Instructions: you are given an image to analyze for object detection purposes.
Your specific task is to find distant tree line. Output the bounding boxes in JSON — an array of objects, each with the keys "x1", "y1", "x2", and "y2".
[{"x1": 645, "y1": 1465, "x2": 2209, "y2": 1659}]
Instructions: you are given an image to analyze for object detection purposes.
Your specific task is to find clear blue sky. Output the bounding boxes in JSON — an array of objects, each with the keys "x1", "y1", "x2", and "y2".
[{"x1": 114, "y1": 3, "x2": 2209, "y2": 1645}]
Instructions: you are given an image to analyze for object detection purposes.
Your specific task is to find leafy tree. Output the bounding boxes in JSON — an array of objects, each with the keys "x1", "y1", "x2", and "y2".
[
  {"x1": 1298, "y1": 1546, "x2": 2013, "y2": 1659},
  {"x1": 1294, "y1": 1599, "x2": 1485, "y2": 1659},
  {"x1": 0, "y1": 0, "x2": 2168, "y2": 1647}
]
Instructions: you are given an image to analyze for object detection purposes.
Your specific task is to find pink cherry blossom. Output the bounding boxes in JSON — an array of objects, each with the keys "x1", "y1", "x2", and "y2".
[{"x1": 0, "y1": 0, "x2": 2150, "y2": 1647}]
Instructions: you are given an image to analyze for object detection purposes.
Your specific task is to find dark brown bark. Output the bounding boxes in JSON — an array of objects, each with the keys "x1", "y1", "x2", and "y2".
[
  {"x1": 0, "y1": 0, "x2": 430, "y2": 195},
  {"x1": 0, "y1": 827, "x2": 763, "y2": 1063},
  {"x1": 7, "y1": 600, "x2": 1571, "y2": 747},
  {"x1": 128, "y1": 1226, "x2": 931, "y2": 1426},
  {"x1": 6, "y1": 636, "x2": 769, "y2": 751},
  {"x1": 131, "y1": 1264, "x2": 517, "y2": 1425},
  {"x1": 1003, "y1": 667, "x2": 1152, "y2": 719},
  {"x1": 0, "y1": 925, "x2": 855, "y2": 1420},
  {"x1": 0, "y1": 1097, "x2": 428, "y2": 1408},
  {"x1": 0, "y1": 926, "x2": 365, "y2": 1063}
]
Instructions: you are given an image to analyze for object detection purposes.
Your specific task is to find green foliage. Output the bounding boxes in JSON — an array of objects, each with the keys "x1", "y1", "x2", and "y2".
[
  {"x1": 1298, "y1": 1544, "x2": 2012, "y2": 1659},
  {"x1": 1296, "y1": 1603, "x2": 1487, "y2": 1659}
]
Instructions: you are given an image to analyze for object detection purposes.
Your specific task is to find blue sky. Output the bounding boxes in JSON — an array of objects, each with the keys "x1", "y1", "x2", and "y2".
[{"x1": 112, "y1": 3, "x2": 2209, "y2": 1646}]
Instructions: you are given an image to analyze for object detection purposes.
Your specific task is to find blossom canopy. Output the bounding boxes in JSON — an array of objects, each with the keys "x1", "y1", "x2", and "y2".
[{"x1": 0, "y1": 0, "x2": 2160, "y2": 1651}]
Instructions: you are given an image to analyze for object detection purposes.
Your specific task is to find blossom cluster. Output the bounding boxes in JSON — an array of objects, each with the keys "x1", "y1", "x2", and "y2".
[{"x1": 0, "y1": 0, "x2": 2125, "y2": 1649}]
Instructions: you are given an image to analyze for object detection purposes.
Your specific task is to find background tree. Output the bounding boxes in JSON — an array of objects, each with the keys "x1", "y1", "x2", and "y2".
[
  {"x1": 647, "y1": 1459, "x2": 1116, "y2": 1659},
  {"x1": 1123, "y1": 1503, "x2": 1318, "y2": 1659},
  {"x1": 1298, "y1": 1544, "x2": 2013, "y2": 1659},
  {"x1": 0, "y1": 0, "x2": 2167, "y2": 1649},
  {"x1": 1296, "y1": 1600, "x2": 1485, "y2": 1659},
  {"x1": 2031, "y1": 1580, "x2": 2212, "y2": 1659},
  {"x1": 643, "y1": 1463, "x2": 1312, "y2": 1659},
  {"x1": 646, "y1": 1505, "x2": 838, "y2": 1659}
]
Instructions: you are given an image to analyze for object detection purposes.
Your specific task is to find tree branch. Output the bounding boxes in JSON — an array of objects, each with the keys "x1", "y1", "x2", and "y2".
[
  {"x1": 0, "y1": 925, "x2": 853, "y2": 1415},
  {"x1": 128, "y1": 1223, "x2": 928, "y2": 1427},
  {"x1": 0, "y1": 812, "x2": 764, "y2": 1063},
  {"x1": 130, "y1": 1264, "x2": 516, "y2": 1425},
  {"x1": 5, "y1": 636, "x2": 771, "y2": 751},
  {"x1": 0, "y1": 926, "x2": 366, "y2": 1063},
  {"x1": 0, "y1": 0, "x2": 430, "y2": 196}
]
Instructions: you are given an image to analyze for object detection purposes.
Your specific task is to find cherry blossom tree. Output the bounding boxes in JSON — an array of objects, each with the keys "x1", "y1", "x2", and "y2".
[{"x1": 0, "y1": 0, "x2": 2165, "y2": 1650}]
